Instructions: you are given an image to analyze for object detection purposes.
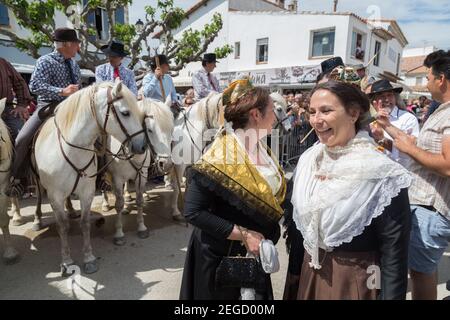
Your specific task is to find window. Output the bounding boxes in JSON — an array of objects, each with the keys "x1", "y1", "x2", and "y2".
[
  {"x1": 256, "y1": 38, "x2": 268, "y2": 64},
  {"x1": 115, "y1": 7, "x2": 125, "y2": 25},
  {"x1": 234, "y1": 42, "x2": 240, "y2": 59},
  {"x1": 373, "y1": 41, "x2": 381, "y2": 67},
  {"x1": 0, "y1": 4, "x2": 9, "y2": 26},
  {"x1": 388, "y1": 47, "x2": 397, "y2": 63},
  {"x1": 311, "y1": 28, "x2": 335, "y2": 57},
  {"x1": 351, "y1": 31, "x2": 365, "y2": 60},
  {"x1": 83, "y1": 0, "x2": 110, "y2": 41},
  {"x1": 396, "y1": 53, "x2": 401, "y2": 76}
]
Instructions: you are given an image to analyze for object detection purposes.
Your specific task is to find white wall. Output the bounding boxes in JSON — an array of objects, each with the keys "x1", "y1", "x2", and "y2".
[
  {"x1": 403, "y1": 46, "x2": 436, "y2": 58},
  {"x1": 226, "y1": 12, "x2": 351, "y2": 71},
  {"x1": 175, "y1": 0, "x2": 229, "y2": 77},
  {"x1": 174, "y1": 6, "x2": 405, "y2": 83}
]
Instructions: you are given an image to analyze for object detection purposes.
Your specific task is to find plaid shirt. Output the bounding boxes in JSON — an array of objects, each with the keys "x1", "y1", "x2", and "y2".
[
  {"x1": 408, "y1": 101, "x2": 450, "y2": 217},
  {"x1": 0, "y1": 57, "x2": 32, "y2": 107},
  {"x1": 29, "y1": 50, "x2": 81, "y2": 103}
]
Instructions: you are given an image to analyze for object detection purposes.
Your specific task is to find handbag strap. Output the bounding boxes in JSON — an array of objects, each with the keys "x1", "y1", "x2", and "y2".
[{"x1": 226, "y1": 226, "x2": 250, "y2": 257}]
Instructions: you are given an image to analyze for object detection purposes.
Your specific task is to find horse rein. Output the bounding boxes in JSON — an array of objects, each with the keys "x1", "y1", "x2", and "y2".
[
  {"x1": 182, "y1": 95, "x2": 222, "y2": 154},
  {"x1": 53, "y1": 86, "x2": 145, "y2": 194}
]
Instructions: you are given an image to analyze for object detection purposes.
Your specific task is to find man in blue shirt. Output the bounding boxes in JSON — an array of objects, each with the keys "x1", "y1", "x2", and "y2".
[
  {"x1": 7, "y1": 28, "x2": 81, "y2": 197},
  {"x1": 95, "y1": 41, "x2": 137, "y2": 96},
  {"x1": 142, "y1": 55, "x2": 178, "y2": 103}
]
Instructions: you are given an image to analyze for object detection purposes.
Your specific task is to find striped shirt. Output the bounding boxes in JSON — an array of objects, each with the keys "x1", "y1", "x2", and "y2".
[
  {"x1": 0, "y1": 57, "x2": 32, "y2": 107},
  {"x1": 408, "y1": 101, "x2": 450, "y2": 217},
  {"x1": 192, "y1": 68, "x2": 220, "y2": 100}
]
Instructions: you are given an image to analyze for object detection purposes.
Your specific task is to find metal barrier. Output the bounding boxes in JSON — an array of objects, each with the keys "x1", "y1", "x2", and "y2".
[{"x1": 278, "y1": 121, "x2": 317, "y2": 170}]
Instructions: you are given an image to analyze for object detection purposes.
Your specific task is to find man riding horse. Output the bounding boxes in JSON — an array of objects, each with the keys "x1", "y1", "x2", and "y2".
[{"x1": 6, "y1": 28, "x2": 82, "y2": 197}]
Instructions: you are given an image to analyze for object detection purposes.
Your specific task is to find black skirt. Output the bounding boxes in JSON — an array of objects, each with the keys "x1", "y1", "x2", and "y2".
[{"x1": 180, "y1": 227, "x2": 274, "y2": 300}]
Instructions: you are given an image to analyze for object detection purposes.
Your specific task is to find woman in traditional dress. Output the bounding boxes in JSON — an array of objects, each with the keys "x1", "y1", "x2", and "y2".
[
  {"x1": 179, "y1": 79, "x2": 286, "y2": 300},
  {"x1": 288, "y1": 80, "x2": 412, "y2": 300}
]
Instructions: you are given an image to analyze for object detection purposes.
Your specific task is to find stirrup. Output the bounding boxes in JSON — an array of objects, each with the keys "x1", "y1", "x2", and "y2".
[{"x1": 5, "y1": 178, "x2": 24, "y2": 198}]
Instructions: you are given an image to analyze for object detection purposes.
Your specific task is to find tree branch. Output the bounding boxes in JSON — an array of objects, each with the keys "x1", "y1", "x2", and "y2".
[{"x1": 0, "y1": 28, "x2": 41, "y2": 59}]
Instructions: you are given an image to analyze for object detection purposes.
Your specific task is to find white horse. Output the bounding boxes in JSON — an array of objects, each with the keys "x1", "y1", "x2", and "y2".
[
  {"x1": 270, "y1": 92, "x2": 293, "y2": 134},
  {"x1": 168, "y1": 93, "x2": 224, "y2": 217},
  {"x1": 101, "y1": 97, "x2": 174, "y2": 245},
  {"x1": 33, "y1": 81, "x2": 146, "y2": 275},
  {"x1": 168, "y1": 91, "x2": 292, "y2": 217},
  {"x1": 0, "y1": 98, "x2": 20, "y2": 264}
]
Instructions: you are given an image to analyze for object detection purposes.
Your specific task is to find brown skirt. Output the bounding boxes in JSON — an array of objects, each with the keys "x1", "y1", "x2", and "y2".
[{"x1": 297, "y1": 249, "x2": 380, "y2": 300}]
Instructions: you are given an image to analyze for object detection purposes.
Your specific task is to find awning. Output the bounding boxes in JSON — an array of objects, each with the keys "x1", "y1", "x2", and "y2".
[{"x1": 172, "y1": 76, "x2": 193, "y2": 87}]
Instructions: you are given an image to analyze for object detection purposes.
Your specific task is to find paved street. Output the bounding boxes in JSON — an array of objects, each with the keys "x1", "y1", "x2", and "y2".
[{"x1": 1, "y1": 183, "x2": 449, "y2": 300}]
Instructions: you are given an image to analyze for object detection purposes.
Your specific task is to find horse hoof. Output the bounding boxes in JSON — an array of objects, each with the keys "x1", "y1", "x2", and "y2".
[
  {"x1": 60, "y1": 263, "x2": 78, "y2": 278},
  {"x1": 83, "y1": 261, "x2": 98, "y2": 274},
  {"x1": 31, "y1": 222, "x2": 43, "y2": 231},
  {"x1": 124, "y1": 195, "x2": 132, "y2": 202},
  {"x1": 101, "y1": 204, "x2": 111, "y2": 212},
  {"x1": 137, "y1": 230, "x2": 149, "y2": 239},
  {"x1": 3, "y1": 248, "x2": 20, "y2": 265},
  {"x1": 113, "y1": 237, "x2": 126, "y2": 246},
  {"x1": 12, "y1": 216, "x2": 26, "y2": 226},
  {"x1": 121, "y1": 209, "x2": 130, "y2": 215},
  {"x1": 95, "y1": 217, "x2": 105, "y2": 228},
  {"x1": 68, "y1": 211, "x2": 80, "y2": 219}
]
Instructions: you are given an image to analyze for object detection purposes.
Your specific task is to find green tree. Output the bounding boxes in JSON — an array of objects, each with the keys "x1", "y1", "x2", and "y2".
[{"x1": 0, "y1": 0, "x2": 232, "y2": 78}]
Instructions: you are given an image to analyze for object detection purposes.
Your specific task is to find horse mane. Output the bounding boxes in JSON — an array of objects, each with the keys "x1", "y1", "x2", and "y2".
[
  {"x1": 192, "y1": 92, "x2": 223, "y2": 128},
  {"x1": 0, "y1": 117, "x2": 13, "y2": 168},
  {"x1": 139, "y1": 99, "x2": 174, "y2": 133},
  {"x1": 54, "y1": 85, "x2": 96, "y2": 138},
  {"x1": 54, "y1": 82, "x2": 140, "y2": 138}
]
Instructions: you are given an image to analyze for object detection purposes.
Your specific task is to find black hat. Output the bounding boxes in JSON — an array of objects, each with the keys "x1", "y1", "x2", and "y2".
[
  {"x1": 202, "y1": 53, "x2": 219, "y2": 64},
  {"x1": 150, "y1": 54, "x2": 169, "y2": 68},
  {"x1": 101, "y1": 41, "x2": 129, "y2": 57},
  {"x1": 321, "y1": 56, "x2": 344, "y2": 74},
  {"x1": 52, "y1": 28, "x2": 81, "y2": 42},
  {"x1": 369, "y1": 79, "x2": 403, "y2": 96}
]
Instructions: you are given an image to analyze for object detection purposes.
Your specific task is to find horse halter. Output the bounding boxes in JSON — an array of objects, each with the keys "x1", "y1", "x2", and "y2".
[
  {"x1": 274, "y1": 112, "x2": 290, "y2": 131},
  {"x1": 141, "y1": 114, "x2": 171, "y2": 175},
  {"x1": 91, "y1": 87, "x2": 145, "y2": 147}
]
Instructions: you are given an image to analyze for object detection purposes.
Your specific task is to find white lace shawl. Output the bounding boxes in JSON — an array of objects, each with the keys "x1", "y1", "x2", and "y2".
[{"x1": 291, "y1": 131, "x2": 412, "y2": 269}]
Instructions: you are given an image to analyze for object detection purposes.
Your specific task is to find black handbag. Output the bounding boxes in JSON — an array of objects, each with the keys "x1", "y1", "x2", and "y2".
[{"x1": 215, "y1": 228, "x2": 267, "y2": 291}]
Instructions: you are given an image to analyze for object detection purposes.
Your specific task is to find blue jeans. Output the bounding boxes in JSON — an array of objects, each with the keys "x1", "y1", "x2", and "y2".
[{"x1": 408, "y1": 205, "x2": 450, "y2": 274}]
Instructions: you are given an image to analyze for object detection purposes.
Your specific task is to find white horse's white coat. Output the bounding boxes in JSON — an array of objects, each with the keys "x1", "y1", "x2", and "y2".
[
  {"x1": 0, "y1": 98, "x2": 20, "y2": 264},
  {"x1": 33, "y1": 82, "x2": 146, "y2": 274},
  {"x1": 168, "y1": 92, "x2": 291, "y2": 217},
  {"x1": 101, "y1": 98, "x2": 174, "y2": 245},
  {"x1": 168, "y1": 92, "x2": 224, "y2": 217}
]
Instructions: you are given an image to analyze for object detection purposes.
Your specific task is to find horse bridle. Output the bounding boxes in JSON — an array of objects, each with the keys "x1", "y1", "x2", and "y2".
[
  {"x1": 52, "y1": 86, "x2": 145, "y2": 194},
  {"x1": 182, "y1": 95, "x2": 222, "y2": 154},
  {"x1": 274, "y1": 112, "x2": 290, "y2": 131},
  {"x1": 141, "y1": 114, "x2": 171, "y2": 174}
]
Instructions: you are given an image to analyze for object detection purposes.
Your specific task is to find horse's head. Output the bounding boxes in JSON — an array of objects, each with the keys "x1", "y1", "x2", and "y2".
[
  {"x1": 138, "y1": 98, "x2": 174, "y2": 174},
  {"x1": 270, "y1": 92, "x2": 292, "y2": 134},
  {"x1": 98, "y1": 81, "x2": 146, "y2": 154}
]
